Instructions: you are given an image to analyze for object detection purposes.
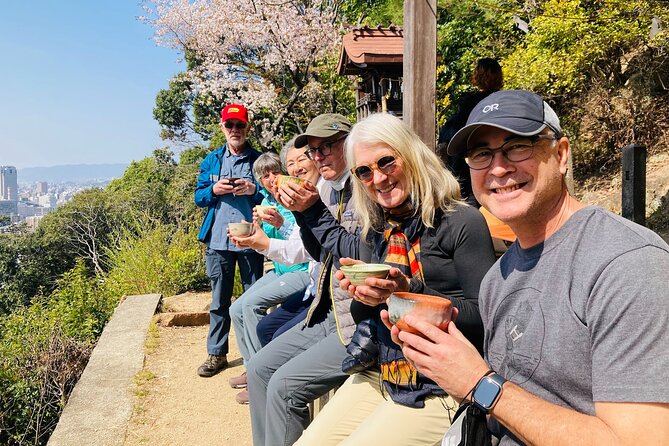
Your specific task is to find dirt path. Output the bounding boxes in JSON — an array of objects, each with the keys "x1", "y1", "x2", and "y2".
[{"x1": 124, "y1": 292, "x2": 252, "y2": 446}]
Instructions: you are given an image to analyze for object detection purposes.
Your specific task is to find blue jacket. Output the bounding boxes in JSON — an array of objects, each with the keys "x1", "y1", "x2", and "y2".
[{"x1": 195, "y1": 143, "x2": 264, "y2": 246}]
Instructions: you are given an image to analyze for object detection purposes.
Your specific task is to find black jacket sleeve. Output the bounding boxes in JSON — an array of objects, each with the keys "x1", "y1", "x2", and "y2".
[{"x1": 297, "y1": 195, "x2": 361, "y2": 262}]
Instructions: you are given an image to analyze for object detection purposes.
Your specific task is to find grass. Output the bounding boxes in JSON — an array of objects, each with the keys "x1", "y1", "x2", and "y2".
[
  {"x1": 144, "y1": 318, "x2": 160, "y2": 355},
  {"x1": 131, "y1": 368, "x2": 157, "y2": 424}
]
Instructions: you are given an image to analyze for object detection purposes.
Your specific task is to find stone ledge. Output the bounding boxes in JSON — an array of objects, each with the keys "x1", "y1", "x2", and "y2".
[{"x1": 47, "y1": 294, "x2": 162, "y2": 446}]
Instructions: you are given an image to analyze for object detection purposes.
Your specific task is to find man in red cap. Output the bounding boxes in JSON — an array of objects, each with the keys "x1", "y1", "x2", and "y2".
[{"x1": 194, "y1": 103, "x2": 265, "y2": 377}]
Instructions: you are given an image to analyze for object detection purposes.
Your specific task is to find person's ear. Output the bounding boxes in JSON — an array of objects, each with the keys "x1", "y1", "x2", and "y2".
[{"x1": 556, "y1": 137, "x2": 570, "y2": 176}]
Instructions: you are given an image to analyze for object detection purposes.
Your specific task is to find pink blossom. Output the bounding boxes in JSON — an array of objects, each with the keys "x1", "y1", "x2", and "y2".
[{"x1": 142, "y1": 0, "x2": 343, "y2": 145}]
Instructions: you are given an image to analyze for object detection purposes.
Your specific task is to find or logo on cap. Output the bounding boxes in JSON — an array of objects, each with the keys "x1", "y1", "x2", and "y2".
[
  {"x1": 482, "y1": 104, "x2": 499, "y2": 113},
  {"x1": 229, "y1": 107, "x2": 240, "y2": 113},
  {"x1": 331, "y1": 123, "x2": 339, "y2": 129}
]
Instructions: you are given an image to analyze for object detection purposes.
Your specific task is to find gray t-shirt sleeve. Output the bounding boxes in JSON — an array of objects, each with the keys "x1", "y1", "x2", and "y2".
[{"x1": 587, "y1": 245, "x2": 669, "y2": 403}]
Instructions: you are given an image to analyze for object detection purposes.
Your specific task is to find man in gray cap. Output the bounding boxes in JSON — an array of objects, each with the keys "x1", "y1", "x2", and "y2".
[
  {"x1": 388, "y1": 90, "x2": 669, "y2": 444},
  {"x1": 246, "y1": 113, "x2": 359, "y2": 446}
]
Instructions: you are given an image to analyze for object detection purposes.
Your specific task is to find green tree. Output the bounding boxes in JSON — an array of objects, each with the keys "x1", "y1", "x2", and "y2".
[
  {"x1": 341, "y1": 0, "x2": 403, "y2": 25},
  {"x1": 153, "y1": 72, "x2": 224, "y2": 143},
  {"x1": 435, "y1": 0, "x2": 516, "y2": 125},
  {"x1": 0, "y1": 235, "x2": 27, "y2": 315},
  {"x1": 502, "y1": 0, "x2": 668, "y2": 97},
  {"x1": 107, "y1": 148, "x2": 177, "y2": 222},
  {"x1": 0, "y1": 226, "x2": 77, "y2": 314},
  {"x1": 40, "y1": 189, "x2": 132, "y2": 275}
]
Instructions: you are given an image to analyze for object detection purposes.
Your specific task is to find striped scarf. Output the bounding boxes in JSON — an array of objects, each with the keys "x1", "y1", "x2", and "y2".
[
  {"x1": 382, "y1": 199, "x2": 424, "y2": 282},
  {"x1": 383, "y1": 220, "x2": 424, "y2": 282}
]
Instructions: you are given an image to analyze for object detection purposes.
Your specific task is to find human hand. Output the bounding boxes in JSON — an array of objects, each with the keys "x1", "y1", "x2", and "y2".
[
  {"x1": 276, "y1": 181, "x2": 319, "y2": 211},
  {"x1": 232, "y1": 178, "x2": 256, "y2": 196},
  {"x1": 335, "y1": 257, "x2": 364, "y2": 290},
  {"x1": 229, "y1": 220, "x2": 269, "y2": 251},
  {"x1": 213, "y1": 178, "x2": 236, "y2": 195},
  {"x1": 335, "y1": 261, "x2": 409, "y2": 307},
  {"x1": 394, "y1": 315, "x2": 488, "y2": 402},
  {"x1": 259, "y1": 208, "x2": 284, "y2": 229}
]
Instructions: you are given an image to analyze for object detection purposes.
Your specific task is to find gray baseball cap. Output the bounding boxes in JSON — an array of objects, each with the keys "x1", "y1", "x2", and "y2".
[
  {"x1": 295, "y1": 113, "x2": 352, "y2": 148},
  {"x1": 447, "y1": 90, "x2": 562, "y2": 157}
]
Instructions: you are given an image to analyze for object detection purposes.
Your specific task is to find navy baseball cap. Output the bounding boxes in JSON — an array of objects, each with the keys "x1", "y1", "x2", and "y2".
[{"x1": 447, "y1": 90, "x2": 562, "y2": 156}]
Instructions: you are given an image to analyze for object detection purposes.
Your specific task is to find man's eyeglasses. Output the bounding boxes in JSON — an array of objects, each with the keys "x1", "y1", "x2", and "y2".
[
  {"x1": 465, "y1": 134, "x2": 558, "y2": 170},
  {"x1": 351, "y1": 155, "x2": 398, "y2": 182},
  {"x1": 223, "y1": 122, "x2": 247, "y2": 130},
  {"x1": 305, "y1": 135, "x2": 347, "y2": 160}
]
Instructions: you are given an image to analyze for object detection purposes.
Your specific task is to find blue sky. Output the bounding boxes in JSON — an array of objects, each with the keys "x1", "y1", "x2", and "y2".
[{"x1": 0, "y1": 2, "x2": 183, "y2": 169}]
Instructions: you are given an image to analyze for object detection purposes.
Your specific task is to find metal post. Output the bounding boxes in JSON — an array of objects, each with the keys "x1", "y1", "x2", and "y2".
[{"x1": 621, "y1": 144, "x2": 646, "y2": 225}]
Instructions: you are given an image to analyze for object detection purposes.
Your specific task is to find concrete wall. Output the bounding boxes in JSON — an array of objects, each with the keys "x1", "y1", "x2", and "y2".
[{"x1": 47, "y1": 294, "x2": 162, "y2": 446}]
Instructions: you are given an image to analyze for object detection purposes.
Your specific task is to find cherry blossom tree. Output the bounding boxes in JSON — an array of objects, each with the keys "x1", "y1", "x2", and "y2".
[{"x1": 142, "y1": 0, "x2": 352, "y2": 147}]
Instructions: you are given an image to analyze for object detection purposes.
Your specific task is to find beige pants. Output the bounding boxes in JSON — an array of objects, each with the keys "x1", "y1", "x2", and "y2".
[{"x1": 295, "y1": 370, "x2": 457, "y2": 446}]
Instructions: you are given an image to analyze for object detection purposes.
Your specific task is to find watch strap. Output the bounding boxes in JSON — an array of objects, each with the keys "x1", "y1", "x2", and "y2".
[{"x1": 488, "y1": 372, "x2": 506, "y2": 387}]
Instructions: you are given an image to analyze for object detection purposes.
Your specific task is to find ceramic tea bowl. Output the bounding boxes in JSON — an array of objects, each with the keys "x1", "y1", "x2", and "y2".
[
  {"x1": 255, "y1": 205, "x2": 278, "y2": 218},
  {"x1": 339, "y1": 263, "x2": 391, "y2": 286},
  {"x1": 387, "y1": 292, "x2": 453, "y2": 334},
  {"x1": 276, "y1": 175, "x2": 305, "y2": 188},
  {"x1": 228, "y1": 222, "x2": 254, "y2": 237}
]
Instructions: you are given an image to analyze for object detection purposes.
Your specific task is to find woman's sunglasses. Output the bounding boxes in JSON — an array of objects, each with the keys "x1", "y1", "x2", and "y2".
[
  {"x1": 351, "y1": 155, "x2": 397, "y2": 182},
  {"x1": 223, "y1": 122, "x2": 247, "y2": 130}
]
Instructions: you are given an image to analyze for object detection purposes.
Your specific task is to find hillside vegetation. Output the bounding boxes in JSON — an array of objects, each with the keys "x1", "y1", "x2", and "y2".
[{"x1": 0, "y1": 148, "x2": 224, "y2": 445}]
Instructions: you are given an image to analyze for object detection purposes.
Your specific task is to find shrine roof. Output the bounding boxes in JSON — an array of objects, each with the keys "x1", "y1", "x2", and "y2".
[{"x1": 337, "y1": 26, "x2": 403, "y2": 75}]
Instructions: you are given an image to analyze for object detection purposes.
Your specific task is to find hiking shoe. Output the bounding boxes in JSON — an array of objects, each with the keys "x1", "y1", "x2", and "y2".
[
  {"x1": 235, "y1": 388, "x2": 249, "y2": 405},
  {"x1": 229, "y1": 371, "x2": 247, "y2": 389},
  {"x1": 197, "y1": 354, "x2": 228, "y2": 377}
]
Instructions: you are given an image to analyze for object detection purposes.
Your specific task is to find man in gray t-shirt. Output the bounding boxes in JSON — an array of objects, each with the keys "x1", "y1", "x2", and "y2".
[{"x1": 387, "y1": 90, "x2": 669, "y2": 444}]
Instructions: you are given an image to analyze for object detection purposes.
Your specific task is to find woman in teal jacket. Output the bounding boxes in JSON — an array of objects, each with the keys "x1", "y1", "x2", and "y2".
[{"x1": 229, "y1": 152, "x2": 310, "y2": 403}]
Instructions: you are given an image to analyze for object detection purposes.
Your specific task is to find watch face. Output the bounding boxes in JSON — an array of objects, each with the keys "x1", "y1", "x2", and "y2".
[{"x1": 473, "y1": 377, "x2": 501, "y2": 409}]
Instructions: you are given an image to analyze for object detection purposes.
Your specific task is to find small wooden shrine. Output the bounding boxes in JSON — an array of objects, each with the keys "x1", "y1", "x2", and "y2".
[{"x1": 336, "y1": 26, "x2": 404, "y2": 120}]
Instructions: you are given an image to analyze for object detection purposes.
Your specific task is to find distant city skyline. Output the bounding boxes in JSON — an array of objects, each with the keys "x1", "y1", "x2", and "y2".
[{"x1": 0, "y1": 2, "x2": 183, "y2": 169}]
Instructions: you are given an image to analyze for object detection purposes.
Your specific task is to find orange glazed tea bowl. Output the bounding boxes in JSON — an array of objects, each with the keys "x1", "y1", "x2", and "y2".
[{"x1": 387, "y1": 292, "x2": 453, "y2": 334}]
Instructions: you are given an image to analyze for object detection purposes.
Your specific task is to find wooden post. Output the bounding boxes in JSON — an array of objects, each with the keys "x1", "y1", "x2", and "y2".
[
  {"x1": 621, "y1": 144, "x2": 646, "y2": 225},
  {"x1": 403, "y1": 0, "x2": 437, "y2": 151}
]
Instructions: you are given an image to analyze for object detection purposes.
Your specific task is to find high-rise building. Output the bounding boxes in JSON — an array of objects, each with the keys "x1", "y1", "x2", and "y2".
[
  {"x1": 37, "y1": 181, "x2": 48, "y2": 195},
  {"x1": 0, "y1": 166, "x2": 18, "y2": 201}
]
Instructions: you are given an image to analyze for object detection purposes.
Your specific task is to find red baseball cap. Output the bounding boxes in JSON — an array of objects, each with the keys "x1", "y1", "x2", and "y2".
[{"x1": 221, "y1": 104, "x2": 249, "y2": 123}]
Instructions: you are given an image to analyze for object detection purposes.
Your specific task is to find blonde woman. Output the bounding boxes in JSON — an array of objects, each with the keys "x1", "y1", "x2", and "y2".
[{"x1": 294, "y1": 113, "x2": 496, "y2": 446}]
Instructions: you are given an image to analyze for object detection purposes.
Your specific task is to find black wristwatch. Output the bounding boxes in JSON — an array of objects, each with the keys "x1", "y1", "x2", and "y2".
[{"x1": 472, "y1": 372, "x2": 506, "y2": 414}]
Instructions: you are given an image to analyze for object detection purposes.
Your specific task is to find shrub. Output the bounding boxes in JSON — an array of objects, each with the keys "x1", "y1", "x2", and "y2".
[
  {"x1": 0, "y1": 261, "x2": 112, "y2": 445},
  {"x1": 103, "y1": 218, "x2": 208, "y2": 298}
]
